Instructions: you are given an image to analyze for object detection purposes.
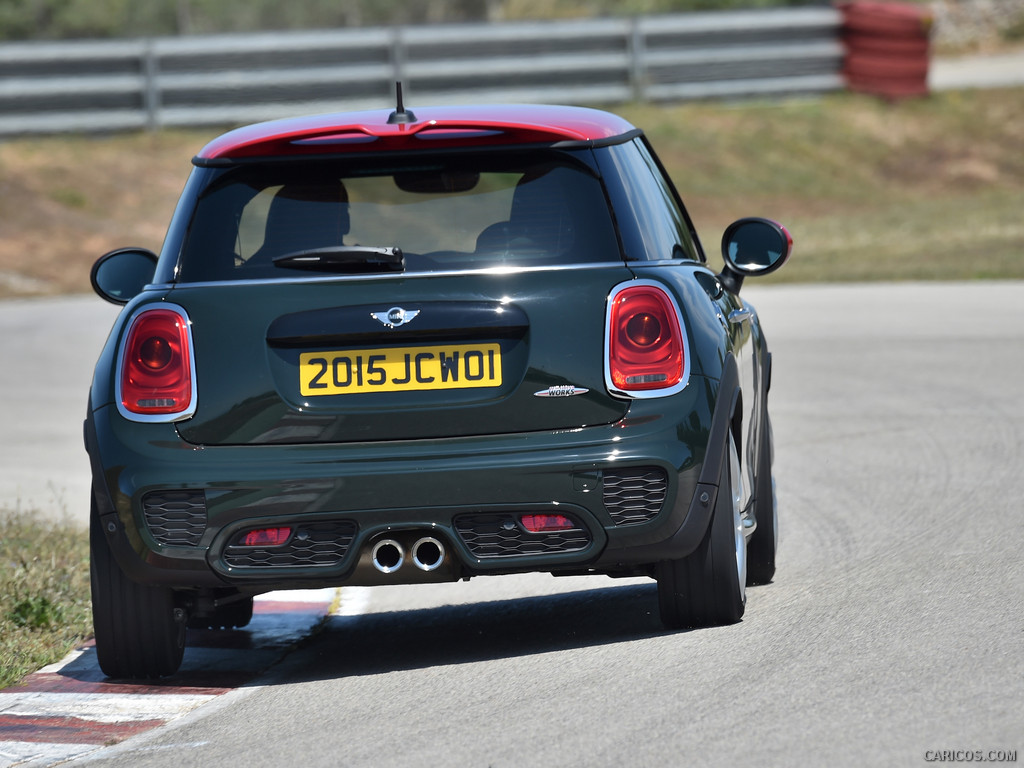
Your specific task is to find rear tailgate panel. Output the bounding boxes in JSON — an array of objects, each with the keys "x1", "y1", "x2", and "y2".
[{"x1": 172, "y1": 266, "x2": 635, "y2": 445}]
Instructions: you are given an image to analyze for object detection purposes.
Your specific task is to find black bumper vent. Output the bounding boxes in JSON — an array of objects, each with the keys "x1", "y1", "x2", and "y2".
[
  {"x1": 142, "y1": 490, "x2": 208, "y2": 547},
  {"x1": 223, "y1": 521, "x2": 357, "y2": 569},
  {"x1": 603, "y1": 467, "x2": 668, "y2": 526},
  {"x1": 454, "y1": 514, "x2": 592, "y2": 559}
]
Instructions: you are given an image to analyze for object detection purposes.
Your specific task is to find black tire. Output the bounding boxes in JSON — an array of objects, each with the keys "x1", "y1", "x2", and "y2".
[
  {"x1": 656, "y1": 433, "x2": 747, "y2": 629},
  {"x1": 90, "y1": 505, "x2": 187, "y2": 679},
  {"x1": 746, "y1": 411, "x2": 777, "y2": 586},
  {"x1": 189, "y1": 597, "x2": 254, "y2": 630}
]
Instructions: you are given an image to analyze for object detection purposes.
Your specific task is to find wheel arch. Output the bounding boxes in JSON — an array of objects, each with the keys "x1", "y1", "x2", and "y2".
[{"x1": 697, "y1": 351, "x2": 743, "y2": 491}]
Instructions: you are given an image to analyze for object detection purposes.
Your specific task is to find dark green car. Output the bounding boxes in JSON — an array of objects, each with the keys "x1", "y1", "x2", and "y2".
[{"x1": 87, "y1": 102, "x2": 790, "y2": 678}]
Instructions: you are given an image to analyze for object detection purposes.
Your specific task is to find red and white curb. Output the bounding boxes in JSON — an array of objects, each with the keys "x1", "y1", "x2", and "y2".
[{"x1": 0, "y1": 588, "x2": 343, "y2": 768}]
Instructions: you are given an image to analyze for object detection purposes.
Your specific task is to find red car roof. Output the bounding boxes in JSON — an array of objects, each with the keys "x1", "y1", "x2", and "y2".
[{"x1": 196, "y1": 104, "x2": 639, "y2": 162}]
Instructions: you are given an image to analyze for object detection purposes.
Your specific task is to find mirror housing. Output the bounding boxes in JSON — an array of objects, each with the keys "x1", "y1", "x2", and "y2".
[
  {"x1": 717, "y1": 218, "x2": 792, "y2": 294},
  {"x1": 90, "y1": 247, "x2": 159, "y2": 305}
]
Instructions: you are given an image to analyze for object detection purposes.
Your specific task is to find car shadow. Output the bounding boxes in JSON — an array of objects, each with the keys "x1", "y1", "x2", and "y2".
[
  {"x1": 276, "y1": 580, "x2": 675, "y2": 684},
  {"x1": 47, "y1": 581, "x2": 690, "y2": 688}
]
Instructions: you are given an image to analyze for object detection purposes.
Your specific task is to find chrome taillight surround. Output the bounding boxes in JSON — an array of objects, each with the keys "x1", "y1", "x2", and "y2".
[
  {"x1": 604, "y1": 279, "x2": 691, "y2": 399},
  {"x1": 115, "y1": 303, "x2": 198, "y2": 423}
]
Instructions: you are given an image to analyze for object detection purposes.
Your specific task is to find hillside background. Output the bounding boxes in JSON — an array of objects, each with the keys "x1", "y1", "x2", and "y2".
[
  {"x1": 1, "y1": 0, "x2": 1022, "y2": 52},
  {"x1": 0, "y1": 0, "x2": 835, "y2": 40}
]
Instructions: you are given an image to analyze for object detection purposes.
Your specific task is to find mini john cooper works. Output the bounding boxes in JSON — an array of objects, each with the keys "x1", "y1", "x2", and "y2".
[{"x1": 87, "y1": 101, "x2": 791, "y2": 678}]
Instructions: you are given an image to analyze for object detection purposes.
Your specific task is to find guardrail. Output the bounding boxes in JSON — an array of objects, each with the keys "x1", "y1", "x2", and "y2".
[{"x1": 0, "y1": 7, "x2": 844, "y2": 136}]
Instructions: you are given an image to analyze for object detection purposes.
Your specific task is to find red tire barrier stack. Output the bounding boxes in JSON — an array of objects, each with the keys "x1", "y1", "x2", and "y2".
[{"x1": 840, "y1": 1, "x2": 934, "y2": 98}]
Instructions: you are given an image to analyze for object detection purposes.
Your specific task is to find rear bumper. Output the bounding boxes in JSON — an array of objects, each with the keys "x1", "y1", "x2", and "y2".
[{"x1": 87, "y1": 373, "x2": 727, "y2": 590}]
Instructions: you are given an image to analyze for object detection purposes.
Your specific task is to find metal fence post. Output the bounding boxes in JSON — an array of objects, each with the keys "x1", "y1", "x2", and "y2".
[
  {"x1": 629, "y1": 17, "x2": 646, "y2": 103},
  {"x1": 143, "y1": 39, "x2": 161, "y2": 131}
]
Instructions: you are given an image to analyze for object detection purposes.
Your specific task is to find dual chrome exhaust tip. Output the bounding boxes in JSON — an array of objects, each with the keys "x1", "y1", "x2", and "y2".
[{"x1": 371, "y1": 536, "x2": 446, "y2": 574}]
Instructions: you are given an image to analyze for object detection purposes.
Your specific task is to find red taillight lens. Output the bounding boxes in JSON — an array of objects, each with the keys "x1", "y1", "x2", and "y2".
[
  {"x1": 607, "y1": 284, "x2": 686, "y2": 394},
  {"x1": 120, "y1": 308, "x2": 193, "y2": 416},
  {"x1": 139, "y1": 336, "x2": 173, "y2": 370},
  {"x1": 240, "y1": 527, "x2": 293, "y2": 547},
  {"x1": 520, "y1": 514, "x2": 577, "y2": 533}
]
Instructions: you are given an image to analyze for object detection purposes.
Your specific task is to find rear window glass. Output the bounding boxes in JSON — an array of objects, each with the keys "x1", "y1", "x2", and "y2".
[{"x1": 176, "y1": 152, "x2": 622, "y2": 282}]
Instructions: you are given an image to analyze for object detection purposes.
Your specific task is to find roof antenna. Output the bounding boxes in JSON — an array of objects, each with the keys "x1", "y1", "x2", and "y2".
[{"x1": 387, "y1": 82, "x2": 417, "y2": 125}]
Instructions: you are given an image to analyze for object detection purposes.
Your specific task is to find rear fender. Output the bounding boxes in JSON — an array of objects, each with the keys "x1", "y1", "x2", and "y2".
[
  {"x1": 85, "y1": 407, "x2": 226, "y2": 589},
  {"x1": 593, "y1": 353, "x2": 741, "y2": 567}
]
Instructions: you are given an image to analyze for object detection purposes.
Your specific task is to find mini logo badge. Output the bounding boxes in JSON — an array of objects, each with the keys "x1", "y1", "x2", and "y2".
[
  {"x1": 371, "y1": 307, "x2": 420, "y2": 329},
  {"x1": 534, "y1": 385, "x2": 589, "y2": 398}
]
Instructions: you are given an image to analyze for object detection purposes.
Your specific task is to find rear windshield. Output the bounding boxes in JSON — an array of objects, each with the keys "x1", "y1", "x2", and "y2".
[{"x1": 175, "y1": 151, "x2": 622, "y2": 282}]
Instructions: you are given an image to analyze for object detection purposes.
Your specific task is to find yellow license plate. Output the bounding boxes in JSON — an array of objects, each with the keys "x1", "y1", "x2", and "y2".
[{"x1": 300, "y1": 343, "x2": 502, "y2": 395}]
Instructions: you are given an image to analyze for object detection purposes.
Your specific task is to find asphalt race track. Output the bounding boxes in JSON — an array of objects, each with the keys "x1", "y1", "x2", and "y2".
[
  {"x1": 0, "y1": 296, "x2": 118, "y2": 519},
  {"x1": 1, "y1": 282, "x2": 1021, "y2": 767}
]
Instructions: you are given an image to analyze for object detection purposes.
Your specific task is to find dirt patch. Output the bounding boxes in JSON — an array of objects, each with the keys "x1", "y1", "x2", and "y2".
[{"x1": 0, "y1": 131, "x2": 208, "y2": 297}]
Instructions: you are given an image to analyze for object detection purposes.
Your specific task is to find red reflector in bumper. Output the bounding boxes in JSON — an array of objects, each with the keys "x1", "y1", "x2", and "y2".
[
  {"x1": 240, "y1": 527, "x2": 292, "y2": 547},
  {"x1": 520, "y1": 514, "x2": 577, "y2": 533}
]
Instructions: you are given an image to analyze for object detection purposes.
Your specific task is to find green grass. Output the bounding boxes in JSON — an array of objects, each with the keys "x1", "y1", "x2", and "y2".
[
  {"x1": 0, "y1": 511, "x2": 91, "y2": 690},
  {"x1": 767, "y1": 190, "x2": 1024, "y2": 283},
  {"x1": 618, "y1": 89, "x2": 1024, "y2": 282}
]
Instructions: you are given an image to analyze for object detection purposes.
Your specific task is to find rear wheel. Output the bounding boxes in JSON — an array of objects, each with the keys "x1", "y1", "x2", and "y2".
[
  {"x1": 746, "y1": 412, "x2": 778, "y2": 585},
  {"x1": 90, "y1": 505, "x2": 187, "y2": 679},
  {"x1": 656, "y1": 432, "x2": 747, "y2": 628}
]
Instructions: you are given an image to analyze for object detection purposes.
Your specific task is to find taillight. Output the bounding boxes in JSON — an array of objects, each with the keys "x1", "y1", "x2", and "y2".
[
  {"x1": 118, "y1": 306, "x2": 196, "y2": 421},
  {"x1": 606, "y1": 281, "x2": 688, "y2": 398}
]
